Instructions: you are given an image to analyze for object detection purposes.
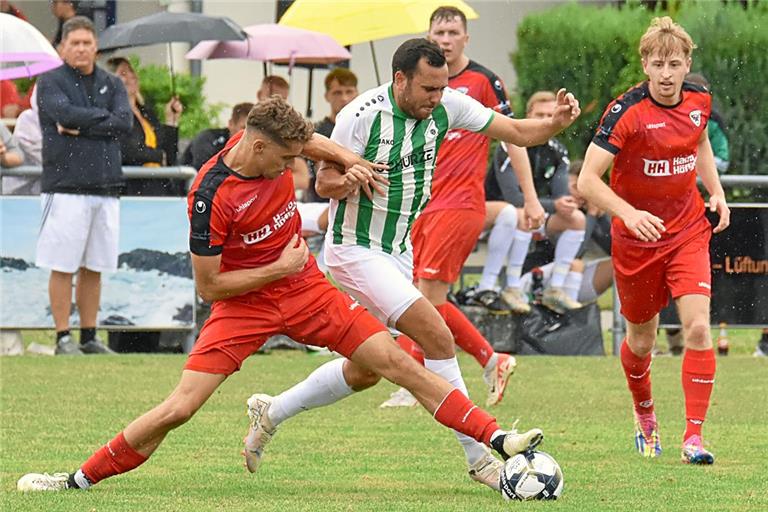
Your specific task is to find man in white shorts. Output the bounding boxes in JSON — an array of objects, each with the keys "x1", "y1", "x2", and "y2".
[
  {"x1": 243, "y1": 38, "x2": 581, "y2": 491},
  {"x1": 35, "y1": 16, "x2": 132, "y2": 355}
]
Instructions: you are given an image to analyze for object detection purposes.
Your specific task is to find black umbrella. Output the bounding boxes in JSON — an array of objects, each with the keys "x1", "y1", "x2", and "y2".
[{"x1": 98, "y1": 11, "x2": 245, "y2": 93}]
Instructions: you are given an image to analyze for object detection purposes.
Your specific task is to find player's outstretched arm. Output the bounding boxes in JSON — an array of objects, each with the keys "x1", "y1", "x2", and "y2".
[
  {"x1": 192, "y1": 235, "x2": 308, "y2": 302},
  {"x1": 578, "y1": 142, "x2": 665, "y2": 242},
  {"x1": 302, "y1": 133, "x2": 388, "y2": 177},
  {"x1": 483, "y1": 89, "x2": 580, "y2": 147},
  {"x1": 315, "y1": 161, "x2": 386, "y2": 201},
  {"x1": 696, "y1": 131, "x2": 730, "y2": 233}
]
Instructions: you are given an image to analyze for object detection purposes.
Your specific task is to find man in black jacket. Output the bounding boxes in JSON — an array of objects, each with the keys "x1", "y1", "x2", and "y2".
[{"x1": 36, "y1": 16, "x2": 132, "y2": 355}]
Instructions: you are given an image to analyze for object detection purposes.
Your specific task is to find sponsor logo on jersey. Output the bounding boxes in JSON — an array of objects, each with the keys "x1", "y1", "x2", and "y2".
[
  {"x1": 195, "y1": 200, "x2": 207, "y2": 213},
  {"x1": 379, "y1": 138, "x2": 395, "y2": 145},
  {"x1": 423, "y1": 267, "x2": 440, "y2": 274},
  {"x1": 349, "y1": 301, "x2": 360, "y2": 311},
  {"x1": 642, "y1": 159, "x2": 671, "y2": 176},
  {"x1": 611, "y1": 103, "x2": 622, "y2": 114},
  {"x1": 646, "y1": 122, "x2": 666, "y2": 129},
  {"x1": 394, "y1": 148, "x2": 435, "y2": 172},
  {"x1": 241, "y1": 201, "x2": 297, "y2": 245},
  {"x1": 698, "y1": 281, "x2": 711, "y2": 290},
  {"x1": 444, "y1": 130, "x2": 462, "y2": 141},
  {"x1": 689, "y1": 109, "x2": 702, "y2": 127},
  {"x1": 494, "y1": 79, "x2": 503, "y2": 90},
  {"x1": 235, "y1": 194, "x2": 258, "y2": 213},
  {"x1": 642, "y1": 154, "x2": 696, "y2": 176}
]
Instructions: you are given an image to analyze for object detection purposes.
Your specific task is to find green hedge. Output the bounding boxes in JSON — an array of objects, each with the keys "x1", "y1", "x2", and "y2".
[
  {"x1": 128, "y1": 56, "x2": 224, "y2": 140},
  {"x1": 513, "y1": 1, "x2": 768, "y2": 185}
]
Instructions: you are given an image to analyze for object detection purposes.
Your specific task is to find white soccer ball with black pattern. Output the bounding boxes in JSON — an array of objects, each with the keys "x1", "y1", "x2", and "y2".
[{"x1": 499, "y1": 450, "x2": 563, "y2": 501}]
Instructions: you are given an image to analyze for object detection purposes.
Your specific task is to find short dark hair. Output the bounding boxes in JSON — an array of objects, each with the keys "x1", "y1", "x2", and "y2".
[
  {"x1": 391, "y1": 38, "x2": 446, "y2": 80},
  {"x1": 231, "y1": 102, "x2": 255, "y2": 123},
  {"x1": 324, "y1": 68, "x2": 358, "y2": 91},
  {"x1": 429, "y1": 6, "x2": 467, "y2": 30},
  {"x1": 61, "y1": 15, "x2": 95, "y2": 41},
  {"x1": 246, "y1": 97, "x2": 314, "y2": 146}
]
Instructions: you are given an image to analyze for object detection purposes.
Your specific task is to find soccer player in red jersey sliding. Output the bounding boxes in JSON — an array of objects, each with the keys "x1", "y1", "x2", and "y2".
[
  {"x1": 578, "y1": 17, "x2": 730, "y2": 464},
  {"x1": 17, "y1": 98, "x2": 543, "y2": 492},
  {"x1": 381, "y1": 5, "x2": 547, "y2": 410}
]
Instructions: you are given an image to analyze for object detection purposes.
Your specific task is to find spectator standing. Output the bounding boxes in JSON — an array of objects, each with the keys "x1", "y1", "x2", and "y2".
[
  {"x1": 50, "y1": 0, "x2": 79, "y2": 47},
  {"x1": 181, "y1": 102, "x2": 253, "y2": 171},
  {"x1": 256, "y1": 75, "x2": 289, "y2": 102},
  {"x1": 36, "y1": 16, "x2": 132, "y2": 355},
  {"x1": 107, "y1": 57, "x2": 184, "y2": 196}
]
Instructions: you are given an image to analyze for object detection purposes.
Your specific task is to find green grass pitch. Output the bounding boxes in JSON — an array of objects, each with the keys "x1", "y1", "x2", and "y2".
[{"x1": 1, "y1": 334, "x2": 767, "y2": 511}]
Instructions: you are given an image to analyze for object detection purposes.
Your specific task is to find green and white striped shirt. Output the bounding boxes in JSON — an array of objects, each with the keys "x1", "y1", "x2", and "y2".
[{"x1": 328, "y1": 83, "x2": 493, "y2": 254}]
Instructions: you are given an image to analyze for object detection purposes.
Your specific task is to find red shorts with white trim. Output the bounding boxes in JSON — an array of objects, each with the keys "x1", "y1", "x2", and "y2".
[
  {"x1": 613, "y1": 219, "x2": 712, "y2": 325},
  {"x1": 185, "y1": 269, "x2": 386, "y2": 375},
  {"x1": 412, "y1": 209, "x2": 485, "y2": 283}
]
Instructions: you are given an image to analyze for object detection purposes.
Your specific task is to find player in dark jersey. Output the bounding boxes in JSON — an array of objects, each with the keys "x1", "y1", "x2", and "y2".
[
  {"x1": 18, "y1": 98, "x2": 544, "y2": 493},
  {"x1": 578, "y1": 17, "x2": 730, "y2": 465}
]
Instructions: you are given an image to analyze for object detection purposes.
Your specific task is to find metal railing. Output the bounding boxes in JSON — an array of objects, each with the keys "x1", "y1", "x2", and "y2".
[{"x1": 0, "y1": 165, "x2": 198, "y2": 194}]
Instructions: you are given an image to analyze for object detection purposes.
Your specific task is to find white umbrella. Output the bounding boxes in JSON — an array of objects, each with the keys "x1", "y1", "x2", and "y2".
[{"x1": 0, "y1": 13, "x2": 63, "y2": 79}]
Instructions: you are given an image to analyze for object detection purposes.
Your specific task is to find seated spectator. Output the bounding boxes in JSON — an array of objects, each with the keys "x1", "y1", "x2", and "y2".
[
  {"x1": 1, "y1": 123, "x2": 24, "y2": 171},
  {"x1": 3, "y1": 85, "x2": 41, "y2": 194},
  {"x1": 685, "y1": 72, "x2": 729, "y2": 173},
  {"x1": 180, "y1": 102, "x2": 253, "y2": 171},
  {"x1": 107, "y1": 57, "x2": 185, "y2": 196},
  {"x1": 477, "y1": 91, "x2": 586, "y2": 314},
  {"x1": 256, "y1": 75, "x2": 289, "y2": 102}
]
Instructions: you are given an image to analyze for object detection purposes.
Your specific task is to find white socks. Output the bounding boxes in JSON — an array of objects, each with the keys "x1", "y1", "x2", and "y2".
[
  {"x1": 550, "y1": 229, "x2": 585, "y2": 288},
  {"x1": 267, "y1": 357, "x2": 354, "y2": 427},
  {"x1": 425, "y1": 357, "x2": 489, "y2": 465},
  {"x1": 563, "y1": 270, "x2": 584, "y2": 301},
  {"x1": 479, "y1": 205, "x2": 518, "y2": 291},
  {"x1": 505, "y1": 229, "x2": 533, "y2": 289}
]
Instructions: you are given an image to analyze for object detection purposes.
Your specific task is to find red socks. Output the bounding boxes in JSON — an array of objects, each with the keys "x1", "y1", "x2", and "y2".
[
  {"x1": 682, "y1": 348, "x2": 716, "y2": 439},
  {"x1": 395, "y1": 334, "x2": 425, "y2": 366},
  {"x1": 81, "y1": 432, "x2": 148, "y2": 485},
  {"x1": 433, "y1": 388, "x2": 499, "y2": 445},
  {"x1": 620, "y1": 339, "x2": 655, "y2": 415},
  {"x1": 435, "y1": 302, "x2": 494, "y2": 367}
]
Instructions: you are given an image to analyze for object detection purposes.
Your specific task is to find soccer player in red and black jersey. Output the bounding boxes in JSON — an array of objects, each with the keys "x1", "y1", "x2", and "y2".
[
  {"x1": 17, "y1": 98, "x2": 544, "y2": 493},
  {"x1": 382, "y1": 6, "x2": 548, "y2": 417},
  {"x1": 578, "y1": 17, "x2": 730, "y2": 465}
]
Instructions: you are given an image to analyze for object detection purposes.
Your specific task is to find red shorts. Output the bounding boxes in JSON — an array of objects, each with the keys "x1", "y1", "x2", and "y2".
[
  {"x1": 613, "y1": 220, "x2": 712, "y2": 324},
  {"x1": 185, "y1": 270, "x2": 387, "y2": 375},
  {"x1": 412, "y1": 209, "x2": 485, "y2": 283}
]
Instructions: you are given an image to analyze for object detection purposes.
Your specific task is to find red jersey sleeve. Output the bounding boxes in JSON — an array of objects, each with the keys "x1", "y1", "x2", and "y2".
[{"x1": 593, "y1": 98, "x2": 636, "y2": 154}]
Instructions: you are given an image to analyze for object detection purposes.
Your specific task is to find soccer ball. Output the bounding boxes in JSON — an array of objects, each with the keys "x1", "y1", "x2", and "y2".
[{"x1": 499, "y1": 450, "x2": 563, "y2": 501}]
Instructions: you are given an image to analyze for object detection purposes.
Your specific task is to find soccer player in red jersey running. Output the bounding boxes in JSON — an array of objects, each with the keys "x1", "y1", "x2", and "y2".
[
  {"x1": 578, "y1": 17, "x2": 730, "y2": 465},
  {"x1": 384, "y1": 6, "x2": 547, "y2": 411},
  {"x1": 17, "y1": 98, "x2": 544, "y2": 493}
]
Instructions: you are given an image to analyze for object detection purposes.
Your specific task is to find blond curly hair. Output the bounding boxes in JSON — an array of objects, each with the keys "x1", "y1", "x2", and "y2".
[{"x1": 639, "y1": 16, "x2": 696, "y2": 59}]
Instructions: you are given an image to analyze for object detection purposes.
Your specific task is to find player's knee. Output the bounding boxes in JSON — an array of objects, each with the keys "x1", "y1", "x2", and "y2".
[
  {"x1": 683, "y1": 320, "x2": 710, "y2": 346},
  {"x1": 343, "y1": 360, "x2": 381, "y2": 391},
  {"x1": 628, "y1": 333, "x2": 655, "y2": 356}
]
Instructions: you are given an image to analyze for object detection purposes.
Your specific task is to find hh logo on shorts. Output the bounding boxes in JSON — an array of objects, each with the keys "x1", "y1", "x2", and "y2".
[{"x1": 642, "y1": 159, "x2": 671, "y2": 177}]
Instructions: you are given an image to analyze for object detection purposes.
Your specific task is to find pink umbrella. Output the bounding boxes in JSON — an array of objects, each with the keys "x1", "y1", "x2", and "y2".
[
  {"x1": 185, "y1": 23, "x2": 350, "y2": 65},
  {"x1": 0, "y1": 13, "x2": 62, "y2": 80}
]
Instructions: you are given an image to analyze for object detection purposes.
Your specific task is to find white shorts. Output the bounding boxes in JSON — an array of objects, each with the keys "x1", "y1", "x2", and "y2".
[
  {"x1": 298, "y1": 202, "x2": 329, "y2": 235},
  {"x1": 35, "y1": 193, "x2": 120, "y2": 273},
  {"x1": 324, "y1": 243, "x2": 421, "y2": 327}
]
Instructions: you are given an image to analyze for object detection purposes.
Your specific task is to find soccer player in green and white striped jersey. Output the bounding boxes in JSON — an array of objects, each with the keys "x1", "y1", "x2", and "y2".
[{"x1": 244, "y1": 39, "x2": 580, "y2": 492}]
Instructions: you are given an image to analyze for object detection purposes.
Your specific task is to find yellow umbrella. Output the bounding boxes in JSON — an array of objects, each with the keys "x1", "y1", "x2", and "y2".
[{"x1": 279, "y1": 0, "x2": 479, "y2": 83}]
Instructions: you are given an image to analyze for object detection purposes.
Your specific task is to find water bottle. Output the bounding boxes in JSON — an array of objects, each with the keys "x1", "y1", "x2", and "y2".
[
  {"x1": 716, "y1": 322, "x2": 729, "y2": 356},
  {"x1": 531, "y1": 267, "x2": 544, "y2": 305}
]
